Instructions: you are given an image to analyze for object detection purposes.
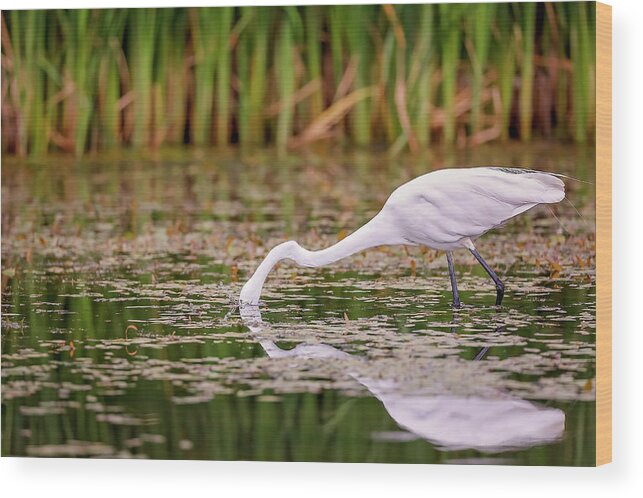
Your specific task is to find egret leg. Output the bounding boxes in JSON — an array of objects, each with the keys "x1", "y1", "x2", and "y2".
[
  {"x1": 469, "y1": 248, "x2": 505, "y2": 306},
  {"x1": 446, "y1": 251, "x2": 461, "y2": 309},
  {"x1": 473, "y1": 346, "x2": 490, "y2": 361}
]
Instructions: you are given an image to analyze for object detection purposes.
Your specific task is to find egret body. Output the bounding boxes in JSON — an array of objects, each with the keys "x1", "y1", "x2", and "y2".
[{"x1": 240, "y1": 167, "x2": 565, "y2": 307}]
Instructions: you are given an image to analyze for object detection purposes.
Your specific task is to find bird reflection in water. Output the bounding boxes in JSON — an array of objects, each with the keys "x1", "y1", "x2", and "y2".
[{"x1": 240, "y1": 304, "x2": 565, "y2": 453}]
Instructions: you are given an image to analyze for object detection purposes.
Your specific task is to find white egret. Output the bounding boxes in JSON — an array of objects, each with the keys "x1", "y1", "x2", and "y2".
[{"x1": 240, "y1": 167, "x2": 565, "y2": 307}]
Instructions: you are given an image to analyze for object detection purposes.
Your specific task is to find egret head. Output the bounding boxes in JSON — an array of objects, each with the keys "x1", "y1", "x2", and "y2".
[{"x1": 239, "y1": 240, "x2": 302, "y2": 305}]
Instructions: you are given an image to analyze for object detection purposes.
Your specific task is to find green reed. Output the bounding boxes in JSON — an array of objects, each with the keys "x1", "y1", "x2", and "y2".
[
  {"x1": 495, "y1": 3, "x2": 517, "y2": 141},
  {"x1": 328, "y1": 6, "x2": 345, "y2": 90},
  {"x1": 190, "y1": 8, "x2": 218, "y2": 145},
  {"x1": 275, "y1": 12, "x2": 296, "y2": 152},
  {"x1": 97, "y1": 9, "x2": 127, "y2": 149},
  {"x1": 439, "y1": 3, "x2": 463, "y2": 145},
  {"x1": 163, "y1": 9, "x2": 189, "y2": 145},
  {"x1": 469, "y1": 3, "x2": 496, "y2": 136},
  {"x1": 249, "y1": 8, "x2": 271, "y2": 146},
  {"x1": 377, "y1": 21, "x2": 395, "y2": 145},
  {"x1": 6, "y1": 10, "x2": 42, "y2": 155},
  {"x1": 409, "y1": 4, "x2": 435, "y2": 147},
  {"x1": 236, "y1": 8, "x2": 252, "y2": 146},
  {"x1": 128, "y1": 9, "x2": 156, "y2": 148},
  {"x1": 214, "y1": 7, "x2": 233, "y2": 145},
  {"x1": 380, "y1": 5, "x2": 403, "y2": 149},
  {"x1": 151, "y1": 8, "x2": 172, "y2": 147},
  {"x1": 518, "y1": 2, "x2": 536, "y2": 142},
  {"x1": 57, "y1": 9, "x2": 96, "y2": 156},
  {"x1": 570, "y1": 1, "x2": 592, "y2": 143},
  {"x1": 304, "y1": 6, "x2": 324, "y2": 121},
  {"x1": 343, "y1": 5, "x2": 375, "y2": 146},
  {"x1": 1, "y1": 3, "x2": 597, "y2": 157}
]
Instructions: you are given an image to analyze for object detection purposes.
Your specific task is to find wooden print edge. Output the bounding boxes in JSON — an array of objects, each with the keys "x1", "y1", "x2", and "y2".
[{"x1": 595, "y1": 0, "x2": 612, "y2": 467}]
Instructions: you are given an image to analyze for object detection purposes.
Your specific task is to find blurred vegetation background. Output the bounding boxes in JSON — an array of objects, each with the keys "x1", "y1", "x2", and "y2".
[{"x1": 1, "y1": 2, "x2": 595, "y2": 157}]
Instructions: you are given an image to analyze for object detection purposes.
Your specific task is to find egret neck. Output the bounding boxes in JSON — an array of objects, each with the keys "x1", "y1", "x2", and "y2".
[{"x1": 239, "y1": 212, "x2": 399, "y2": 305}]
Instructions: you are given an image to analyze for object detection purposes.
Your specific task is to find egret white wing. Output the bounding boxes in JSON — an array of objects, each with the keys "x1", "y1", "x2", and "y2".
[{"x1": 384, "y1": 167, "x2": 565, "y2": 247}]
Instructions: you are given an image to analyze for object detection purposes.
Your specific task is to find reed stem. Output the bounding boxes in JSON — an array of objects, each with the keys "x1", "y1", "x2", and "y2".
[{"x1": 1, "y1": 4, "x2": 597, "y2": 156}]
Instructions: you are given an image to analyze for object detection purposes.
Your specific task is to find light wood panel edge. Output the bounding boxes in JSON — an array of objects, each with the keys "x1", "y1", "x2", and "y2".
[{"x1": 595, "y1": 1, "x2": 612, "y2": 467}]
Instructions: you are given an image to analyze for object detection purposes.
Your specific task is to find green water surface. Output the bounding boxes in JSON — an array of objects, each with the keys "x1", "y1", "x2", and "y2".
[{"x1": 2, "y1": 144, "x2": 596, "y2": 464}]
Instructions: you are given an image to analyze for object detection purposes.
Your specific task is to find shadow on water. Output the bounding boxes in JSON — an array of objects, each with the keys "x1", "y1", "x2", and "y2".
[{"x1": 240, "y1": 304, "x2": 565, "y2": 454}]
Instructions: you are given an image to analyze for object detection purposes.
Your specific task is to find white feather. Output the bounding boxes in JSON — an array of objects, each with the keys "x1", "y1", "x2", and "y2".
[{"x1": 382, "y1": 167, "x2": 565, "y2": 249}]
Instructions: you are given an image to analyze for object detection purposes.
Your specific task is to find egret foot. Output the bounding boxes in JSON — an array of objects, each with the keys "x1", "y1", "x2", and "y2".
[{"x1": 494, "y1": 281, "x2": 505, "y2": 307}]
